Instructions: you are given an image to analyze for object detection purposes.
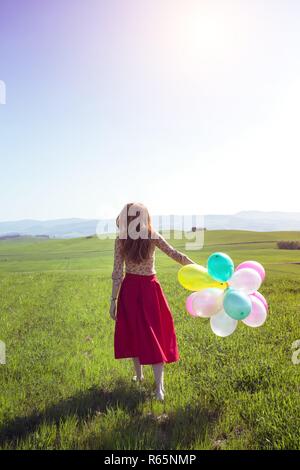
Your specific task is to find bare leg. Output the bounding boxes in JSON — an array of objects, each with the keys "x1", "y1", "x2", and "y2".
[
  {"x1": 152, "y1": 363, "x2": 164, "y2": 400},
  {"x1": 132, "y1": 357, "x2": 144, "y2": 381}
]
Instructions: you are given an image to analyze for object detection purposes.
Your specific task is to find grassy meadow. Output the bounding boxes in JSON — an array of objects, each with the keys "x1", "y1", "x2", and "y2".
[{"x1": 0, "y1": 230, "x2": 300, "y2": 450}]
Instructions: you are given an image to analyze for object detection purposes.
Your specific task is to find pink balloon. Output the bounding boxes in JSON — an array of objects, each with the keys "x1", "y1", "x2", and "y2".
[
  {"x1": 185, "y1": 292, "x2": 199, "y2": 317},
  {"x1": 192, "y1": 288, "x2": 224, "y2": 318},
  {"x1": 251, "y1": 291, "x2": 268, "y2": 311},
  {"x1": 242, "y1": 295, "x2": 267, "y2": 327},
  {"x1": 229, "y1": 268, "x2": 262, "y2": 294},
  {"x1": 236, "y1": 261, "x2": 265, "y2": 282}
]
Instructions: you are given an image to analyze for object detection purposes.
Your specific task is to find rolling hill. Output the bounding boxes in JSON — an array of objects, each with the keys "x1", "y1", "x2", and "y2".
[{"x1": 1, "y1": 211, "x2": 300, "y2": 238}]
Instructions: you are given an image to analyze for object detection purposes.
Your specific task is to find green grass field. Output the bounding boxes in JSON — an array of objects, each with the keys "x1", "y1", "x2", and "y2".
[{"x1": 0, "y1": 230, "x2": 300, "y2": 450}]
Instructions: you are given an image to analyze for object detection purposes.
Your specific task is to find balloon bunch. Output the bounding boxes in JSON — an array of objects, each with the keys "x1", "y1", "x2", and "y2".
[{"x1": 178, "y1": 253, "x2": 268, "y2": 337}]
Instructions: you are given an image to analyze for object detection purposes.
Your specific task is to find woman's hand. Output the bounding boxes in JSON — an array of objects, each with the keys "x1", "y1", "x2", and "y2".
[{"x1": 109, "y1": 299, "x2": 117, "y2": 320}]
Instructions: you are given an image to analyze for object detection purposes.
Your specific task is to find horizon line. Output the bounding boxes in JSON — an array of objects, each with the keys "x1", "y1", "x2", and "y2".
[{"x1": 1, "y1": 209, "x2": 300, "y2": 224}]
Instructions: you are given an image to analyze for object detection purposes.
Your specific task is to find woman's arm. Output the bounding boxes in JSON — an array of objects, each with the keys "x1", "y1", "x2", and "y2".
[
  {"x1": 154, "y1": 232, "x2": 195, "y2": 265},
  {"x1": 110, "y1": 237, "x2": 124, "y2": 319}
]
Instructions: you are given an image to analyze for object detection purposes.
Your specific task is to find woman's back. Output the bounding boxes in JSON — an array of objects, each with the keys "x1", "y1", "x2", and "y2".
[{"x1": 112, "y1": 231, "x2": 194, "y2": 280}]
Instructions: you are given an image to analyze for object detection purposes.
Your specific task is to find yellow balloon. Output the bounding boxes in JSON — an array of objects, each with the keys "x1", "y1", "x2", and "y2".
[{"x1": 178, "y1": 264, "x2": 228, "y2": 291}]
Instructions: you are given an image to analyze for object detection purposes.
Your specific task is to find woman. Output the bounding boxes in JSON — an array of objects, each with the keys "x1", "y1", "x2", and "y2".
[{"x1": 110, "y1": 202, "x2": 195, "y2": 400}]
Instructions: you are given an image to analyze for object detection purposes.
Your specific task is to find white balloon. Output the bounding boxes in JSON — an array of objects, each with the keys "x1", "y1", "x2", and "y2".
[
  {"x1": 210, "y1": 309, "x2": 238, "y2": 337},
  {"x1": 229, "y1": 268, "x2": 262, "y2": 294},
  {"x1": 242, "y1": 295, "x2": 267, "y2": 327},
  {"x1": 192, "y1": 288, "x2": 224, "y2": 318}
]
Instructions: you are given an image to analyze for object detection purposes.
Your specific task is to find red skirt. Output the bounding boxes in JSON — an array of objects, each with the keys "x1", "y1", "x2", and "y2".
[{"x1": 114, "y1": 273, "x2": 179, "y2": 365}]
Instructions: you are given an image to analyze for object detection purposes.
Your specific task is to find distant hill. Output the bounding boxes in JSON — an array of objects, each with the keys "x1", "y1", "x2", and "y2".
[
  {"x1": 1, "y1": 211, "x2": 300, "y2": 239},
  {"x1": 0, "y1": 233, "x2": 50, "y2": 241},
  {"x1": 0, "y1": 232, "x2": 23, "y2": 241},
  {"x1": 204, "y1": 211, "x2": 300, "y2": 231}
]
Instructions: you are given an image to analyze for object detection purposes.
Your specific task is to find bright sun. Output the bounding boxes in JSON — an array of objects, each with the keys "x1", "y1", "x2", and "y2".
[{"x1": 174, "y1": 2, "x2": 246, "y2": 63}]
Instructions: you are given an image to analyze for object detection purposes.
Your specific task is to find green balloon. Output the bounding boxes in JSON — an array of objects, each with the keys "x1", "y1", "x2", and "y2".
[
  {"x1": 223, "y1": 289, "x2": 251, "y2": 320},
  {"x1": 207, "y1": 252, "x2": 234, "y2": 282}
]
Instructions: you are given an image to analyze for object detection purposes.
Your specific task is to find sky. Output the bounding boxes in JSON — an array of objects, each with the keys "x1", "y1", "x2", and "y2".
[{"x1": 0, "y1": 0, "x2": 299, "y2": 221}]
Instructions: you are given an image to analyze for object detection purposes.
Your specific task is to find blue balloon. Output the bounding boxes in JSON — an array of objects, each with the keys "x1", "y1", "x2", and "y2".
[
  {"x1": 223, "y1": 289, "x2": 251, "y2": 320},
  {"x1": 207, "y1": 252, "x2": 234, "y2": 282}
]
